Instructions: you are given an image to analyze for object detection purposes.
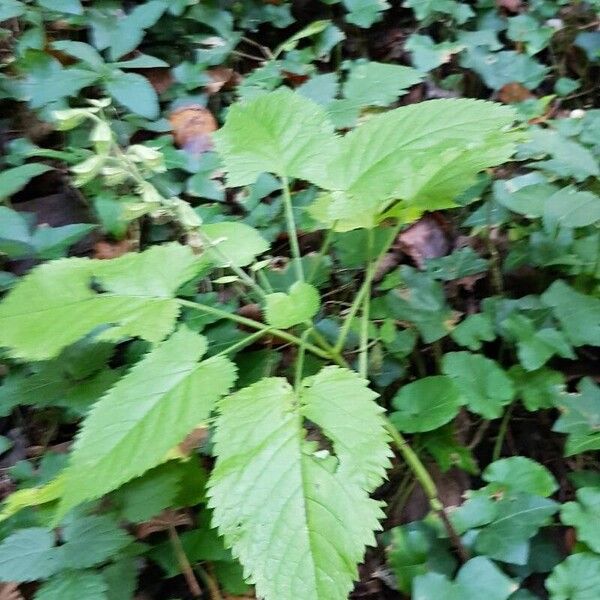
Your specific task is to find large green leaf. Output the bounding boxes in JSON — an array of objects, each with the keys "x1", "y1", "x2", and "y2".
[
  {"x1": 0, "y1": 243, "x2": 199, "y2": 361},
  {"x1": 546, "y1": 553, "x2": 600, "y2": 600},
  {"x1": 200, "y1": 222, "x2": 269, "y2": 267},
  {"x1": 319, "y1": 98, "x2": 516, "y2": 224},
  {"x1": 106, "y1": 71, "x2": 159, "y2": 119},
  {"x1": 264, "y1": 282, "x2": 320, "y2": 329},
  {"x1": 483, "y1": 457, "x2": 557, "y2": 497},
  {"x1": 214, "y1": 87, "x2": 338, "y2": 187},
  {"x1": 208, "y1": 367, "x2": 390, "y2": 600},
  {"x1": 57, "y1": 328, "x2": 237, "y2": 517},
  {"x1": 561, "y1": 488, "x2": 600, "y2": 553}
]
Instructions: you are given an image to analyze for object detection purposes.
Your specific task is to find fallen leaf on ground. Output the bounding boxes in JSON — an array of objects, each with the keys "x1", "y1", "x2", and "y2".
[
  {"x1": 169, "y1": 105, "x2": 217, "y2": 155},
  {"x1": 397, "y1": 214, "x2": 451, "y2": 268}
]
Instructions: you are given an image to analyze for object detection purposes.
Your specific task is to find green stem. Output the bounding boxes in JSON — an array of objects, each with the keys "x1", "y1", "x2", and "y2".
[
  {"x1": 196, "y1": 229, "x2": 267, "y2": 301},
  {"x1": 215, "y1": 329, "x2": 268, "y2": 357},
  {"x1": 307, "y1": 228, "x2": 334, "y2": 284},
  {"x1": 281, "y1": 176, "x2": 304, "y2": 282},
  {"x1": 334, "y1": 223, "x2": 402, "y2": 354},
  {"x1": 493, "y1": 403, "x2": 513, "y2": 461},
  {"x1": 294, "y1": 329, "x2": 311, "y2": 391},
  {"x1": 178, "y1": 299, "x2": 330, "y2": 361},
  {"x1": 384, "y1": 420, "x2": 470, "y2": 563},
  {"x1": 358, "y1": 229, "x2": 374, "y2": 378}
]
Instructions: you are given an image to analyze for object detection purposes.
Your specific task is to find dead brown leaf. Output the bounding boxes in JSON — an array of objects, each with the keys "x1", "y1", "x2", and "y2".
[
  {"x1": 205, "y1": 67, "x2": 239, "y2": 94},
  {"x1": 0, "y1": 583, "x2": 24, "y2": 600},
  {"x1": 498, "y1": 82, "x2": 534, "y2": 104},
  {"x1": 169, "y1": 105, "x2": 217, "y2": 155},
  {"x1": 93, "y1": 239, "x2": 135, "y2": 260},
  {"x1": 177, "y1": 427, "x2": 209, "y2": 456},
  {"x1": 496, "y1": 0, "x2": 522, "y2": 12},
  {"x1": 144, "y1": 68, "x2": 174, "y2": 94},
  {"x1": 397, "y1": 214, "x2": 451, "y2": 269}
]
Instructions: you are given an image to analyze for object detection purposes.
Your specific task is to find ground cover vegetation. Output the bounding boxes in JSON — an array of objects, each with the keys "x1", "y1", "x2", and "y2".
[{"x1": 0, "y1": 0, "x2": 599, "y2": 599}]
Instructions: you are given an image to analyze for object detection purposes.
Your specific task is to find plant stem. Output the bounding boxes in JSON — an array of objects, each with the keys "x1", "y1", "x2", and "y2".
[
  {"x1": 195, "y1": 564, "x2": 224, "y2": 600},
  {"x1": 358, "y1": 229, "x2": 374, "y2": 378},
  {"x1": 334, "y1": 223, "x2": 402, "y2": 354},
  {"x1": 281, "y1": 176, "x2": 304, "y2": 282},
  {"x1": 178, "y1": 299, "x2": 331, "y2": 361},
  {"x1": 493, "y1": 403, "x2": 513, "y2": 461},
  {"x1": 168, "y1": 525, "x2": 202, "y2": 598},
  {"x1": 215, "y1": 329, "x2": 269, "y2": 357},
  {"x1": 307, "y1": 228, "x2": 334, "y2": 284},
  {"x1": 294, "y1": 329, "x2": 311, "y2": 391},
  {"x1": 196, "y1": 229, "x2": 267, "y2": 301},
  {"x1": 384, "y1": 420, "x2": 470, "y2": 564}
]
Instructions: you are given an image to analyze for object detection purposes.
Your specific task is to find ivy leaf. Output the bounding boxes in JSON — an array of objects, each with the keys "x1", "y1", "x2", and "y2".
[
  {"x1": 509, "y1": 366, "x2": 565, "y2": 411},
  {"x1": 390, "y1": 376, "x2": 462, "y2": 433},
  {"x1": 57, "y1": 328, "x2": 237, "y2": 518},
  {"x1": 0, "y1": 163, "x2": 52, "y2": 201},
  {"x1": 342, "y1": 0, "x2": 390, "y2": 28},
  {"x1": 543, "y1": 187, "x2": 600, "y2": 230},
  {"x1": 200, "y1": 222, "x2": 269, "y2": 267},
  {"x1": 0, "y1": 528, "x2": 59, "y2": 582},
  {"x1": 413, "y1": 557, "x2": 517, "y2": 600},
  {"x1": 0, "y1": 0, "x2": 25, "y2": 20},
  {"x1": 103, "y1": 559, "x2": 138, "y2": 600},
  {"x1": 451, "y1": 313, "x2": 495, "y2": 351},
  {"x1": 0, "y1": 243, "x2": 199, "y2": 361},
  {"x1": 264, "y1": 282, "x2": 320, "y2": 329},
  {"x1": 541, "y1": 281, "x2": 600, "y2": 347},
  {"x1": 406, "y1": 33, "x2": 464, "y2": 72},
  {"x1": 214, "y1": 88, "x2": 338, "y2": 187},
  {"x1": 474, "y1": 492, "x2": 559, "y2": 565},
  {"x1": 34, "y1": 570, "x2": 107, "y2": 600},
  {"x1": 553, "y1": 378, "x2": 600, "y2": 456},
  {"x1": 425, "y1": 247, "x2": 488, "y2": 281},
  {"x1": 483, "y1": 457, "x2": 558, "y2": 497},
  {"x1": 561, "y1": 488, "x2": 600, "y2": 553},
  {"x1": 546, "y1": 553, "x2": 600, "y2": 600},
  {"x1": 208, "y1": 367, "x2": 390, "y2": 600},
  {"x1": 106, "y1": 71, "x2": 159, "y2": 119},
  {"x1": 442, "y1": 352, "x2": 514, "y2": 419},
  {"x1": 60, "y1": 515, "x2": 132, "y2": 569},
  {"x1": 36, "y1": 0, "x2": 83, "y2": 15}
]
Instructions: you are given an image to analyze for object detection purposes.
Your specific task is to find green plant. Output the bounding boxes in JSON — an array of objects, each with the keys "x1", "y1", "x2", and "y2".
[{"x1": 0, "y1": 89, "x2": 518, "y2": 599}]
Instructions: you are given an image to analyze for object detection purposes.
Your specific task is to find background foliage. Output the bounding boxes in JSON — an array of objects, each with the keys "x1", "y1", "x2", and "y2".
[{"x1": 0, "y1": 0, "x2": 599, "y2": 599}]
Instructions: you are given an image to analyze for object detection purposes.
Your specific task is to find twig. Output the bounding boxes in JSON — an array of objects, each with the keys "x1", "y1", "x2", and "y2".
[{"x1": 168, "y1": 525, "x2": 202, "y2": 598}]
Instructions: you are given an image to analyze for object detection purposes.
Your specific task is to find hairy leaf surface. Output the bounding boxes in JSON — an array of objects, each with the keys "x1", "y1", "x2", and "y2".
[
  {"x1": 0, "y1": 243, "x2": 199, "y2": 360},
  {"x1": 208, "y1": 367, "x2": 390, "y2": 600},
  {"x1": 58, "y1": 328, "x2": 237, "y2": 517}
]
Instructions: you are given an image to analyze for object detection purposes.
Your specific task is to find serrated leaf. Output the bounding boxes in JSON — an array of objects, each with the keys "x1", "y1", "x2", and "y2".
[
  {"x1": 483, "y1": 457, "x2": 558, "y2": 497},
  {"x1": 321, "y1": 98, "x2": 516, "y2": 222},
  {"x1": 546, "y1": 553, "x2": 600, "y2": 600},
  {"x1": 214, "y1": 88, "x2": 338, "y2": 187},
  {"x1": 57, "y1": 328, "x2": 237, "y2": 517},
  {"x1": 413, "y1": 556, "x2": 516, "y2": 600},
  {"x1": 34, "y1": 570, "x2": 107, "y2": 600},
  {"x1": 390, "y1": 376, "x2": 462, "y2": 433},
  {"x1": 542, "y1": 281, "x2": 600, "y2": 348},
  {"x1": 0, "y1": 528, "x2": 59, "y2": 582},
  {"x1": 208, "y1": 367, "x2": 390, "y2": 600},
  {"x1": 442, "y1": 351, "x2": 514, "y2": 419},
  {"x1": 200, "y1": 222, "x2": 269, "y2": 267},
  {"x1": 0, "y1": 243, "x2": 198, "y2": 361},
  {"x1": 561, "y1": 487, "x2": 600, "y2": 553},
  {"x1": 264, "y1": 282, "x2": 320, "y2": 329},
  {"x1": 60, "y1": 515, "x2": 132, "y2": 569}
]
